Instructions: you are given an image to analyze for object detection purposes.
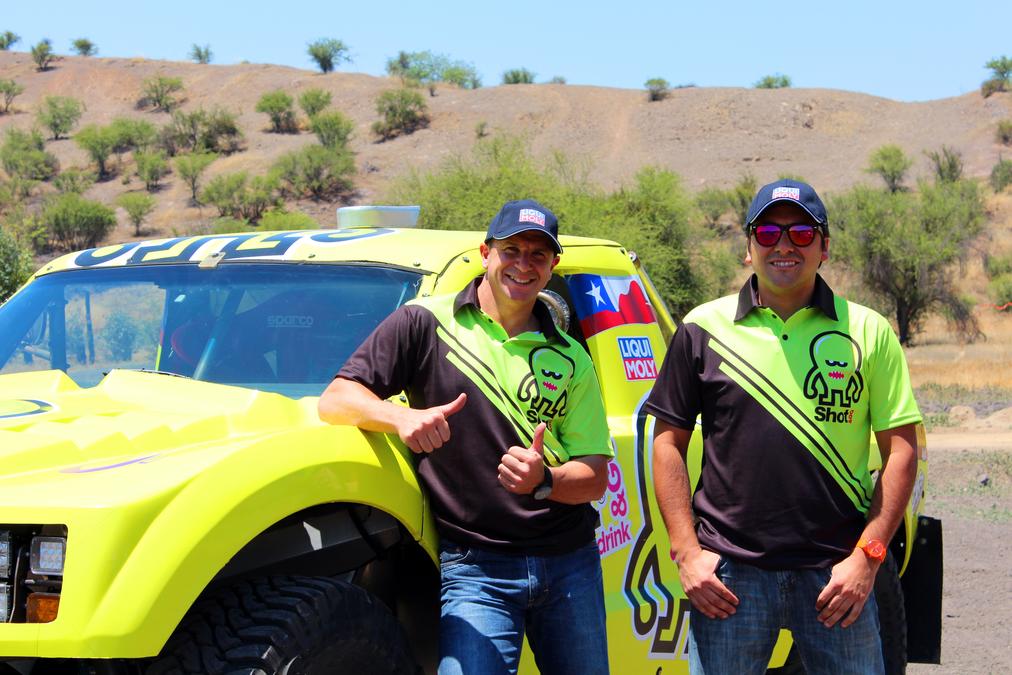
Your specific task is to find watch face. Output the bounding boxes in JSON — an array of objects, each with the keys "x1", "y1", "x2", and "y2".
[
  {"x1": 533, "y1": 484, "x2": 552, "y2": 500},
  {"x1": 865, "y1": 540, "x2": 887, "y2": 561}
]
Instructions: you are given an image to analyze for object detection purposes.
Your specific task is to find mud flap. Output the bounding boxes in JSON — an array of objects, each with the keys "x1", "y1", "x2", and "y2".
[{"x1": 902, "y1": 515, "x2": 942, "y2": 663}]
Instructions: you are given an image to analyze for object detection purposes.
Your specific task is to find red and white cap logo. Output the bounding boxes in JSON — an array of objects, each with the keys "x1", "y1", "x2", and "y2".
[
  {"x1": 771, "y1": 187, "x2": 801, "y2": 201},
  {"x1": 518, "y1": 208, "x2": 546, "y2": 227}
]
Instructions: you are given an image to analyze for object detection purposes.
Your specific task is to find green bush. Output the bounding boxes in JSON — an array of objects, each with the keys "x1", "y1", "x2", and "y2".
[
  {"x1": 201, "y1": 172, "x2": 279, "y2": 222},
  {"x1": 139, "y1": 76, "x2": 184, "y2": 112},
  {"x1": 271, "y1": 145, "x2": 354, "y2": 199},
  {"x1": 0, "y1": 79, "x2": 24, "y2": 114},
  {"x1": 925, "y1": 146, "x2": 963, "y2": 184},
  {"x1": 42, "y1": 193, "x2": 116, "y2": 250},
  {"x1": 307, "y1": 38, "x2": 351, "y2": 73},
  {"x1": 502, "y1": 68, "x2": 535, "y2": 85},
  {"x1": 727, "y1": 173, "x2": 758, "y2": 229},
  {"x1": 372, "y1": 88, "x2": 429, "y2": 141},
  {"x1": 75, "y1": 124, "x2": 118, "y2": 177},
  {"x1": 255, "y1": 90, "x2": 297, "y2": 133},
  {"x1": 71, "y1": 38, "x2": 96, "y2": 56},
  {"x1": 53, "y1": 168, "x2": 96, "y2": 194},
  {"x1": 189, "y1": 44, "x2": 212, "y2": 64},
  {"x1": 158, "y1": 108, "x2": 243, "y2": 156},
  {"x1": 310, "y1": 110, "x2": 354, "y2": 149},
  {"x1": 1, "y1": 204, "x2": 47, "y2": 253},
  {"x1": 298, "y1": 88, "x2": 332, "y2": 119},
  {"x1": 116, "y1": 192, "x2": 156, "y2": 235},
  {"x1": 202, "y1": 108, "x2": 244, "y2": 153},
  {"x1": 0, "y1": 228, "x2": 32, "y2": 302},
  {"x1": 998, "y1": 120, "x2": 1012, "y2": 146},
  {"x1": 754, "y1": 73, "x2": 791, "y2": 89},
  {"x1": 31, "y1": 39, "x2": 55, "y2": 71},
  {"x1": 695, "y1": 187, "x2": 729, "y2": 229},
  {"x1": 982, "y1": 56, "x2": 1011, "y2": 97},
  {"x1": 866, "y1": 144, "x2": 912, "y2": 192},
  {"x1": 259, "y1": 209, "x2": 319, "y2": 230},
  {"x1": 985, "y1": 254, "x2": 1012, "y2": 278},
  {"x1": 991, "y1": 158, "x2": 1012, "y2": 192},
  {"x1": 174, "y1": 152, "x2": 216, "y2": 203},
  {"x1": 134, "y1": 151, "x2": 169, "y2": 191},
  {"x1": 108, "y1": 118, "x2": 157, "y2": 155},
  {"x1": 989, "y1": 274, "x2": 1012, "y2": 311},
  {"x1": 1, "y1": 128, "x2": 59, "y2": 181},
  {"x1": 644, "y1": 78, "x2": 670, "y2": 102},
  {"x1": 36, "y1": 95, "x2": 85, "y2": 140},
  {"x1": 385, "y1": 51, "x2": 481, "y2": 92},
  {"x1": 0, "y1": 32, "x2": 20, "y2": 51},
  {"x1": 547, "y1": 76, "x2": 566, "y2": 85}
]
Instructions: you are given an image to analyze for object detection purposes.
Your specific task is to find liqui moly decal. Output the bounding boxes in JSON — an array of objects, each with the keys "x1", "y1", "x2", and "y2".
[{"x1": 617, "y1": 337, "x2": 657, "y2": 381}]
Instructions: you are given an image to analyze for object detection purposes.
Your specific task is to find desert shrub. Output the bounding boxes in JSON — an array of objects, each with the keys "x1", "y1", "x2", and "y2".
[
  {"x1": 0, "y1": 79, "x2": 24, "y2": 114},
  {"x1": 53, "y1": 168, "x2": 96, "y2": 194},
  {"x1": 645, "y1": 78, "x2": 670, "y2": 102},
  {"x1": 866, "y1": 144, "x2": 912, "y2": 192},
  {"x1": 71, "y1": 38, "x2": 96, "y2": 56},
  {"x1": 108, "y1": 118, "x2": 157, "y2": 155},
  {"x1": 201, "y1": 172, "x2": 246, "y2": 216},
  {"x1": 205, "y1": 217, "x2": 257, "y2": 234},
  {"x1": 547, "y1": 76, "x2": 566, "y2": 85},
  {"x1": 443, "y1": 64, "x2": 481, "y2": 89},
  {"x1": 299, "y1": 88, "x2": 332, "y2": 119},
  {"x1": 925, "y1": 146, "x2": 963, "y2": 184},
  {"x1": 502, "y1": 68, "x2": 535, "y2": 85},
  {"x1": 31, "y1": 39, "x2": 55, "y2": 71},
  {"x1": 255, "y1": 90, "x2": 297, "y2": 133},
  {"x1": 1, "y1": 128, "x2": 59, "y2": 181},
  {"x1": 755, "y1": 74, "x2": 791, "y2": 89},
  {"x1": 189, "y1": 44, "x2": 212, "y2": 64},
  {"x1": 385, "y1": 51, "x2": 481, "y2": 93},
  {"x1": 36, "y1": 95, "x2": 85, "y2": 140},
  {"x1": 307, "y1": 38, "x2": 351, "y2": 73},
  {"x1": 372, "y1": 88, "x2": 429, "y2": 141},
  {"x1": 271, "y1": 145, "x2": 354, "y2": 199},
  {"x1": 998, "y1": 120, "x2": 1012, "y2": 146},
  {"x1": 42, "y1": 193, "x2": 116, "y2": 250},
  {"x1": 134, "y1": 151, "x2": 169, "y2": 190},
  {"x1": 991, "y1": 158, "x2": 1012, "y2": 193},
  {"x1": 0, "y1": 228, "x2": 32, "y2": 302},
  {"x1": 201, "y1": 172, "x2": 279, "y2": 222},
  {"x1": 1, "y1": 203, "x2": 47, "y2": 252},
  {"x1": 982, "y1": 56, "x2": 1011, "y2": 97},
  {"x1": 695, "y1": 187, "x2": 729, "y2": 229},
  {"x1": 174, "y1": 152, "x2": 215, "y2": 203},
  {"x1": 985, "y1": 254, "x2": 1012, "y2": 278},
  {"x1": 202, "y1": 108, "x2": 244, "y2": 153},
  {"x1": 75, "y1": 124, "x2": 117, "y2": 177},
  {"x1": 157, "y1": 108, "x2": 242, "y2": 156},
  {"x1": 101, "y1": 312, "x2": 138, "y2": 361},
  {"x1": 727, "y1": 172, "x2": 758, "y2": 229},
  {"x1": 116, "y1": 192, "x2": 156, "y2": 235},
  {"x1": 475, "y1": 121, "x2": 489, "y2": 139},
  {"x1": 139, "y1": 76, "x2": 184, "y2": 112},
  {"x1": 0, "y1": 32, "x2": 20, "y2": 50},
  {"x1": 259, "y1": 209, "x2": 319, "y2": 230},
  {"x1": 989, "y1": 274, "x2": 1012, "y2": 311},
  {"x1": 310, "y1": 110, "x2": 354, "y2": 149}
]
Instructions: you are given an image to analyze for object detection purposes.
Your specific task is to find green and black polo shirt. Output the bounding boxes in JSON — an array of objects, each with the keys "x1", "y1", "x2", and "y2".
[
  {"x1": 645, "y1": 275, "x2": 921, "y2": 569},
  {"x1": 339, "y1": 277, "x2": 612, "y2": 555}
]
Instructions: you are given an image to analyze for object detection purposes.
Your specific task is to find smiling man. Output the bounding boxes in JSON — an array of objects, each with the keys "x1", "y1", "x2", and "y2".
[
  {"x1": 646, "y1": 179, "x2": 921, "y2": 674},
  {"x1": 319, "y1": 199, "x2": 613, "y2": 674}
]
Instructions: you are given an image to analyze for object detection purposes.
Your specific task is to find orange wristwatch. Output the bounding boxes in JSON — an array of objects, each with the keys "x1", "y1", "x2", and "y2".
[{"x1": 857, "y1": 538, "x2": 887, "y2": 563}]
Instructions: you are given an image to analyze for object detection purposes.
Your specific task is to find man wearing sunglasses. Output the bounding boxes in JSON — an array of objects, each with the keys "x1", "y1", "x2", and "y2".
[{"x1": 646, "y1": 179, "x2": 921, "y2": 673}]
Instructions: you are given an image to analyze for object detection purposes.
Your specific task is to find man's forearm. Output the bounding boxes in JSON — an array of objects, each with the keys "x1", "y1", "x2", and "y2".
[
  {"x1": 861, "y1": 423, "x2": 919, "y2": 545},
  {"x1": 548, "y1": 455, "x2": 609, "y2": 504},
  {"x1": 652, "y1": 423, "x2": 701, "y2": 561},
  {"x1": 318, "y1": 377, "x2": 401, "y2": 432}
]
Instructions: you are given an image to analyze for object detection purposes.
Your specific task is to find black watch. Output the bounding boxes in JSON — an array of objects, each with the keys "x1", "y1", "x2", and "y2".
[{"x1": 533, "y1": 467, "x2": 554, "y2": 500}]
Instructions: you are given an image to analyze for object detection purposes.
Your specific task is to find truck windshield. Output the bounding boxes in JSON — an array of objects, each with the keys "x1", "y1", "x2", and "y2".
[{"x1": 0, "y1": 263, "x2": 422, "y2": 398}]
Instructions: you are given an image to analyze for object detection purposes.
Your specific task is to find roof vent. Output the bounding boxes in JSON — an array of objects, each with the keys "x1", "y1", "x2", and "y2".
[{"x1": 337, "y1": 205, "x2": 420, "y2": 229}]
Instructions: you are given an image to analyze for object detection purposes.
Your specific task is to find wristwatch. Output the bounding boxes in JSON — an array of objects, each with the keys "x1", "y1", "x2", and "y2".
[
  {"x1": 533, "y1": 467, "x2": 554, "y2": 500},
  {"x1": 857, "y1": 538, "x2": 887, "y2": 563}
]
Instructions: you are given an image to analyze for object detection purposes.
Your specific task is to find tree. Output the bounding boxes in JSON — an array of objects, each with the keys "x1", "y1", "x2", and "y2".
[
  {"x1": 1, "y1": 128, "x2": 59, "y2": 181},
  {"x1": 116, "y1": 192, "x2": 156, "y2": 235},
  {"x1": 189, "y1": 44, "x2": 212, "y2": 64},
  {"x1": 31, "y1": 39, "x2": 55, "y2": 71},
  {"x1": 75, "y1": 124, "x2": 117, "y2": 177},
  {"x1": 0, "y1": 228, "x2": 32, "y2": 303},
  {"x1": 71, "y1": 38, "x2": 96, "y2": 56},
  {"x1": 384, "y1": 50, "x2": 480, "y2": 95},
  {"x1": 307, "y1": 38, "x2": 351, "y2": 73},
  {"x1": 53, "y1": 168, "x2": 95, "y2": 194},
  {"x1": 271, "y1": 145, "x2": 354, "y2": 199},
  {"x1": 502, "y1": 68, "x2": 535, "y2": 85},
  {"x1": 695, "y1": 187, "x2": 730, "y2": 230},
  {"x1": 727, "y1": 172, "x2": 758, "y2": 229},
  {"x1": 831, "y1": 180, "x2": 985, "y2": 344},
  {"x1": 372, "y1": 88, "x2": 429, "y2": 140},
  {"x1": 925, "y1": 146, "x2": 963, "y2": 184},
  {"x1": 0, "y1": 79, "x2": 23, "y2": 113},
  {"x1": 298, "y1": 88, "x2": 332, "y2": 119},
  {"x1": 42, "y1": 192, "x2": 116, "y2": 250},
  {"x1": 547, "y1": 76, "x2": 567, "y2": 85},
  {"x1": 981, "y1": 56, "x2": 1012, "y2": 97},
  {"x1": 201, "y1": 172, "x2": 279, "y2": 222},
  {"x1": 108, "y1": 117, "x2": 157, "y2": 156},
  {"x1": 174, "y1": 152, "x2": 215, "y2": 203},
  {"x1": 644, "y1": 78, "x2": 670, "y2": 102},
  {"x1": 139, "y1": 76, "x2": 184, "y2": 112},
  {"x1": 310, "y1": 110, "x2": 354, "y2": 149},
  {"x1": 866, "y1": 144, "x2": 912, "y2": 193},
  {"x1": 754, "y1": 73, "x2": 791, "y2": 89},
  {"x1": 0, "y1": 31, "x2": 20, "y2": 50},
  {"x1": 255, "y1": 90, "x2": 297, "y2": 133},
  {"x1": 36, "y1": 95, "x2": 85, "y2": 140},
  {"x1": 134, "y1": 151, "x2": 169, "y2": 191}
]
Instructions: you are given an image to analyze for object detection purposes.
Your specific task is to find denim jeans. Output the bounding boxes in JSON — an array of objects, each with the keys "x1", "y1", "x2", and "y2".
[
  {"x1": 688, "y1": 557, "x2": 884, "y2": 675},
  {"x1": 437, "y1": 539, "x2": 609, "y2": 675}
]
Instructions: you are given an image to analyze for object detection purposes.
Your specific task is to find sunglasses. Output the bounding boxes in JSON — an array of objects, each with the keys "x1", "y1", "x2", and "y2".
[{"x1": 750, "y1": 223, "x2": 821, "y2": 248}]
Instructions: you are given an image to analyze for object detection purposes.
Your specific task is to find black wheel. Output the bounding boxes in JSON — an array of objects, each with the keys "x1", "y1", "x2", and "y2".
[
  {"x1": 144, "y1": 576, "x2": 417, "y2": 675},
  {"x1": 875, "y1": 553, "x2": 907, "y2": 675}
]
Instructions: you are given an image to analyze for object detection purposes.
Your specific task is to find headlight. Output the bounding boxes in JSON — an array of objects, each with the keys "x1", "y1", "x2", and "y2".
[
  {"x1": 0, "y1": 531, "x2": 10, "y2": 578},
  {"x1": 30, "y1": 537, "x2": 66, "y2": 577}
]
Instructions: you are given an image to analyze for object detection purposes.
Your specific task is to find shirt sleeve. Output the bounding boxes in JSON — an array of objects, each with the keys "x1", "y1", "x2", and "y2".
[
  {"x1": 866, "y1": 315, "x2": 922, "y2": 432},
  {"x1": 554, "y1": 358, "x2": 613, "y2": 460},
  {"x1": 643, "y1": 324, "x2": 702, "y2": 430},
  {"x1": 337, "y1": 304, "x2": 425, "y2": 400}
]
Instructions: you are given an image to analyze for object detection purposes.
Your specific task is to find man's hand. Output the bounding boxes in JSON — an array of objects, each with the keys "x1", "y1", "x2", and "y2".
[
  {"x1": 394, "y1": 393, "x2": 467, "y2": 454},
  {"x1": 815, "y1": 548, "x2": 879, "y2": 628},
  {"x1": 498, "y1": 423, "x2": 547, "y2": 494},
  {"x1": 676, "y1": 546, "x2": 739, "y2": 620}
]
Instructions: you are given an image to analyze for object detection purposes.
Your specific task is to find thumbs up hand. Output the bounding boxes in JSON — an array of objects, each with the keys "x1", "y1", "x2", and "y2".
[
  {"x1": 395, "y1": 393, "x2": 467, "y2": 454},
  {"x1": 498, "y1": 422, "x2": 548, "y2": 494}
]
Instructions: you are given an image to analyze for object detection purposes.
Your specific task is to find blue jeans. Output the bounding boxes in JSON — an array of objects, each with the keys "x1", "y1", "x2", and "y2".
[
  {"x1": 688, "y1": 557, "x2": 884, "y2": 675},
  {"x1": 437, "y1": 539, "x2": 609, "y2": 675}
]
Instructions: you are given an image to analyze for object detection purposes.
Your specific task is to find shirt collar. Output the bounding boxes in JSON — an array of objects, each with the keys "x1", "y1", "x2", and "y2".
[
  {"x1": 453, "y1": 276, "x2": 562, "y2": 340},
  {"x1": 734, "y1": 273, "x2": 838, "y2": 322}
]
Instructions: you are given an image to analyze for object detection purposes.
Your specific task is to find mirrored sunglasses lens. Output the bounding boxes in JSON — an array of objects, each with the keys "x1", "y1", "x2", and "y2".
[
  {"x1": 754, "y1": 226, "x2": 782, "y2": 246},
  {"x1": 788, "y1": 226, "x2": 816, "y2": 246}
]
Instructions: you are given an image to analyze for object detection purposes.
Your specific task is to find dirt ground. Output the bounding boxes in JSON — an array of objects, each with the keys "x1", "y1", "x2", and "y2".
[{"x1": 907, "y1": 427, "x2": 1012, "y2": 674}]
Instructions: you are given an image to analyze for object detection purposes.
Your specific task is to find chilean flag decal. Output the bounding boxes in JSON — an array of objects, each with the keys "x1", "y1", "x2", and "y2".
[{"x1": 567, "y1": 274, "x2": 656, "y2": 338}]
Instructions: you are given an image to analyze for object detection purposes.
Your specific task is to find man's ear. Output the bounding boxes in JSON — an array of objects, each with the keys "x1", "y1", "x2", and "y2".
[
  {"x1": 744, "y1": 237, "x2": 753, "y2": 265},
  {"x1": 822, "y1": 235, "x2": 830, "y2": 263},
  {"x1": 550, "y1": 255, "x2": 560, "y2": 271},
  {"x1": 480, "y1": 242, "x2": 490, "y2": 269}
]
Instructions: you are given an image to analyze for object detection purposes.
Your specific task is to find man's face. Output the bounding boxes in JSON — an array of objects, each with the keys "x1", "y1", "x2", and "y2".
[
  {"x1": 480, "y1": 231, "x2": 560, "y2": 305},
  {"x1": 745, "y1": 202, "x2": 829, "y2": 297}
]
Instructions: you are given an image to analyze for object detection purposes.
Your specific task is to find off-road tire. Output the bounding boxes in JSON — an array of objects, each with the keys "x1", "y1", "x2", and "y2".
[
  {"x1": 144, "y1": 575, "x2": 417, "y2": 675},
  {"x1": 875, "y1": 552, "x2": 907, "y2": 675}
]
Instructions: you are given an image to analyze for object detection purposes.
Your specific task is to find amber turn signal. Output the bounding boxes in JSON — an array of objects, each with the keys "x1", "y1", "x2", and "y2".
[{"x1": 26, "y1": 593, "x2": 60, "y2": 623}]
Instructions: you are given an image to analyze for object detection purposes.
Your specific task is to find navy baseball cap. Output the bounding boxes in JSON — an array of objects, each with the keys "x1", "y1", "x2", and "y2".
[
  {"x1": 745, "y1": 179, "x2": 829, "y2": 233},
  {"x1": 485, "y1": 199, "x2": 563, "y2": 254}
]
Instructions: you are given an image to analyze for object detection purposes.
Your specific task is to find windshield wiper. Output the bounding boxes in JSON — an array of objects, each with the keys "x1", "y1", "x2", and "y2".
[{"x1": 105, "y1": 368, "x2": 193, "y2": 379}]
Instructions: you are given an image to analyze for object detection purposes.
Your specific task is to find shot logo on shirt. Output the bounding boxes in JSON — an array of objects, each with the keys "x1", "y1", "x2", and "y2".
[
  {"x1": 617, "y1": 336, "x2": 657, "y2": 381},
  {"x1": 517, "y1": 346, "x2": 574, "y2": 424},
  {"x1": 803, "y1": 331, "x2": 864, "y2": 424}
]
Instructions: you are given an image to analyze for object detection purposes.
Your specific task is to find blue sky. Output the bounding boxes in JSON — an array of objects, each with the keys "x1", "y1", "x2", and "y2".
[{"x1": 3, "y1": 0, "x2": 1009, "y2": 102}]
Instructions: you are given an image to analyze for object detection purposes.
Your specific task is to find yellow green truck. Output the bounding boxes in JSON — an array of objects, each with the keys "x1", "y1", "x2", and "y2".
[{"x1": 0, "y1": 223, "x2": 941, "y2": 674}]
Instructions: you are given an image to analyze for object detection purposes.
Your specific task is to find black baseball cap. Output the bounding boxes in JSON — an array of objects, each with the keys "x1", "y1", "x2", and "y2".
[
  {"x1": 485, "y1": 199, "x2": 562, "y2": 254},
  {"x1": 745, "y1": 179, "x2": 829, "y2": 233}
]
